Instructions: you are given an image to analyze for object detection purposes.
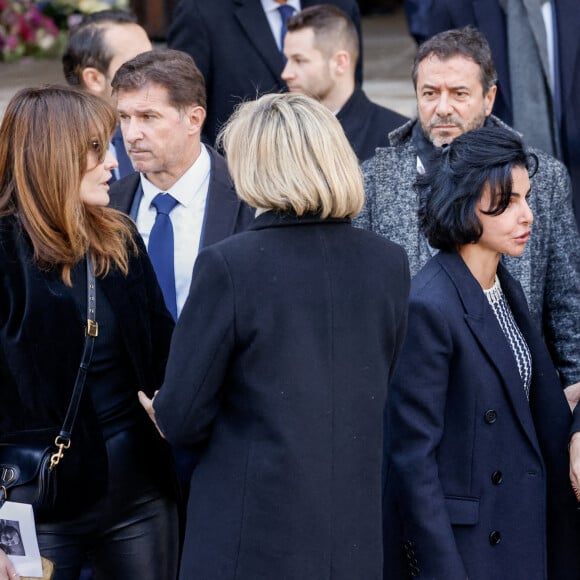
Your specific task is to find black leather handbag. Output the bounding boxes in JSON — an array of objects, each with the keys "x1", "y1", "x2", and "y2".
[{"x1": 0, "y1": 258, "x2": 97, "y2": 518}]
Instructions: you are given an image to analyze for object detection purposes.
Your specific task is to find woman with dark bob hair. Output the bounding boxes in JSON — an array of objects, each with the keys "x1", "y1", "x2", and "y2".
[
  {"x1": 383, "y1": 126, "x2": 580, "y2": 579},
  {"x1": 140, "y1": 92, "x2": 410, "y2": 579},
  {"x1": 0, "y1": 85, "x2": 178, "y2": 580}
]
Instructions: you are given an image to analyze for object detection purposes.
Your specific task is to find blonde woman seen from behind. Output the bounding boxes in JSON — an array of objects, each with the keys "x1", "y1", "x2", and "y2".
[{"x1": 140, "y1": 93, "x2": 410, "y2": 580}]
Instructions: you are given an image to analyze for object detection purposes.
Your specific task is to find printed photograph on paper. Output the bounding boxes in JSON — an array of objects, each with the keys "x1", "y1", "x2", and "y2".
[
  {"x1": 0, "y1": 519, "x2": 25, "y2": 556},
  {"x1": 0, "y1": 501, "x2": 43, "y2": 577}
]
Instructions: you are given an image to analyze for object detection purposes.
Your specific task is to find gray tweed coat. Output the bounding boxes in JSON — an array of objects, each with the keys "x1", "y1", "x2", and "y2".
[{"x1": 354, "y1": 116, "x2": 580, "y2": 387}]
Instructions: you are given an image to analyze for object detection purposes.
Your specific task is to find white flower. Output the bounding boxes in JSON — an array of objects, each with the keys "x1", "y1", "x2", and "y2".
[{"x1": 36, "y1": 29, "x2": 56, "y2": 50}]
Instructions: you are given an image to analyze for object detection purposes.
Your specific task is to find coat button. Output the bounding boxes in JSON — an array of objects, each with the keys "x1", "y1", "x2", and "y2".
[
  {"x1": 484, "y1": 410, "x2": 497, "y2": 424},
  {"x1": 489, "y1": 531, "x2": 502, "y2": 545},
  {"x1": 491, "y1": 471, "x2": 503, "y2": 485}
]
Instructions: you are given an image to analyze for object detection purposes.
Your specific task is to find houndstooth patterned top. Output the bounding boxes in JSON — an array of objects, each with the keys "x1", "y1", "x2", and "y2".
[{"x1": 484, "y1": 275, "x2": 533, "y2": 398}]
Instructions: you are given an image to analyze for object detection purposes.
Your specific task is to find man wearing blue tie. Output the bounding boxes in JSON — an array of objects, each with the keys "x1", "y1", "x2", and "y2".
[
  {"x1": 109, "y1": 49, "x2": 253, "y2": 320},
  {"x1": 108, "y1": 49, "x2": 253, "y2": 530}
]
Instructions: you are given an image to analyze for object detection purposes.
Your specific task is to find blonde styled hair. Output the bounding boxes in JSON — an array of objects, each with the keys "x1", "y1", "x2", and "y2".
[
  {"x1": 0, "y1": 85, "x2": 137, "y2": 285},
  {"x1": 218, "y1": 93, "x2": 364, "y2": 218}
]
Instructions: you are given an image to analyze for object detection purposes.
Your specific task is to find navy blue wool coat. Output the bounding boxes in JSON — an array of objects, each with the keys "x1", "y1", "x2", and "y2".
[
  {"x1": 384, "y1": 251, "x2": 580, "y2": 580},
  {"x1": 154, "y1": 211, "x2": 410, "y2": 580}
]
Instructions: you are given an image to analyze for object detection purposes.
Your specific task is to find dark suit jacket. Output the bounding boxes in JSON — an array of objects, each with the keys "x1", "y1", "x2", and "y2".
[
  {"x1": 404, "y1": 0, "x2": 433, "y2": 44},
  {"x1": 427, "y1": 0, "x2": 580, "y2": 229},
  {"x1": 109, "y1": 145, "x2": 252, "y2": 491},
  {"x1": 108, "y1": 145, "x2": 254, "y2": 248},
  {"x1": 111, "y1": 125, "x2": 133, "y2": 180},
  {"x1": 337, "y1": 87, "x2": 408, "y2": 161},
  {"x1": 0, "y1": 215, "x2": 175, "y2": 521},
  {"x1": 384, "y1": 251, "x2": 580, "y2": 579},
  {"x1": 153, "y1": 211, "x2": 410, "y2": 579},
  {"x1": 167, "y1": 0, "x2": 363, "y2": 145}
]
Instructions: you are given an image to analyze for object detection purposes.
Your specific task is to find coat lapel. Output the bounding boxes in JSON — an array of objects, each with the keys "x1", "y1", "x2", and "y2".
[
  {"x1": 497, "y1": 264, "x2": 572, "y2": 455},
  {"x1": 111, "y1": 126, "x2": 134, "y2": 179},
  {"x1": 522, "y1": 0, "x2": 552, "y2": 83},
  {"x1": 437, "y1": 252, "x2": 542, "y2": 456},
  {"x1": 98, "y1": 261, "x2": 148, "y2": 387},
  {"x1": 108, "y1": 172, "x2": 141, "y2": 215},
  {"x1": 555, "y1": 0, "x2": 580, "y2": 109},
  {"x1": 374, "y1": 141, "x2": 428, "y2": 275},
  {"x1": 473, "y1": 0, "x2": 512, "y2": 116},
  {"x1": 201, "y1": 147, "x2": 243, "y2": 248},
  {"x1": 233, "y1": 0, "x2": 284, "y2": 80}
]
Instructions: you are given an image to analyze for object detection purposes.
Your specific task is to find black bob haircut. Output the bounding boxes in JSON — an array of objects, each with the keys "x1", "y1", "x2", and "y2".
[{"x1": 417, "y1": 126, "x2": 537, "y2": 252}]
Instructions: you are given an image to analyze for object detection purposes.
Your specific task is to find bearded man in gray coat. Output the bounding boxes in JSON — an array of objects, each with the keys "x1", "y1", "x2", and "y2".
[{"x1": 354, "y1": 27, "x2": 580, "y2": 398}]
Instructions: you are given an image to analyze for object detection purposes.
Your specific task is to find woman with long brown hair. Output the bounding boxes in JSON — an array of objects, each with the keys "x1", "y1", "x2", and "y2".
[{"x1": 0, "y1": 85, "x2": 178, "y2": 580}]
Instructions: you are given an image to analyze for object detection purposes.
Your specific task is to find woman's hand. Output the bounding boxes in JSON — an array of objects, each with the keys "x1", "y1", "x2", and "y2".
[
  {"x1": 564, "y1": 382, "x2": 580, "y2": 412},
  {"x1": 138, "y1": 390, "x2": 165, "y2": 439},
  {"x1": 569, "y1": 432, "x2": 580, "y2": 501},
  {"x1": 0, "y1": 548, "x2": 19, "y2": 580}
]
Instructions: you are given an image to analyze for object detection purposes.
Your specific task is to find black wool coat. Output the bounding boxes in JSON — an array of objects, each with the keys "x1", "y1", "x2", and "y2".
[{"x1": 0, "y1": 215, "x2": 175, "y2": 519}]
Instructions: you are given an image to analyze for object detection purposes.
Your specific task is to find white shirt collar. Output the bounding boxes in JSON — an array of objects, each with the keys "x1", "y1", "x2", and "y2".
[
  {"x1": 261, "y1": 0, "x2": 301, "y2": 16},
  {"x1": 140, "y1": 144, "x2": 211, "y2": 208}
]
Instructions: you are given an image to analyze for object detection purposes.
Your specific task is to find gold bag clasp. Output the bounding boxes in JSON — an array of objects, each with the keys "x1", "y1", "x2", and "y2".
[{"x1": 86, "y1": 319, "x2": 98, "y2": 337}]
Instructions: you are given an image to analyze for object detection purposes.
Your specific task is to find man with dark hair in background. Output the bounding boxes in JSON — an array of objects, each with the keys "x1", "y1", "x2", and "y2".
[
  {"x1": 62, "y1": 10, "x2": 152, "y2": 180},
  {"x1": 425, "y1": 0, "x2": 580, "y2": 229},
  {"x1": 355, "y1": 27, "x2": 580, "y2": 403}
]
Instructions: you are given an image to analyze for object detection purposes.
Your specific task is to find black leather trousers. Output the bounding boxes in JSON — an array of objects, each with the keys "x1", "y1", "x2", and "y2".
[{"x1": 36, "y1": 429, "x2": 179, "y2": 580}]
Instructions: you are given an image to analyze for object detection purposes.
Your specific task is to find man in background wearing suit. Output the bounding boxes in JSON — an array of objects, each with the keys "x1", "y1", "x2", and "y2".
[
  {"x1": 62, "y1": 10, "x2": 152, "y2": 181},
  {"x1": 167, "y1": 0, "x2": 362, "y2": 146},
  {"x1": 282, "y1": 4, "x2": 407, "y2": 161}
]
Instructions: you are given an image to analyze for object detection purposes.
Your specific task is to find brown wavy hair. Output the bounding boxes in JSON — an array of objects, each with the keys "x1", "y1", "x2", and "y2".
[{"x1": 0, "y1": 84, "x2": 137, "y2": 284}]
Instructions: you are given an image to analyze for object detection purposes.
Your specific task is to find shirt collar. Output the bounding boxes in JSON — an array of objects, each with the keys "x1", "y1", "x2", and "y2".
[
  {"x1": 261, "y1": 0, "x2": 301, "y2": 16},
  {"x1": 140, "y1": 144, "x2": 211, "y2": 209}
]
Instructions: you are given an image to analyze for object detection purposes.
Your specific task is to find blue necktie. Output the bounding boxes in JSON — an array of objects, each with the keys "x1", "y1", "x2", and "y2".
[
  {"x1": 149, "y1": 193, "x2": 179, "y2": 320},
  {"x1": 278, "y1": 4, "x2": 295, "y2": 55}
]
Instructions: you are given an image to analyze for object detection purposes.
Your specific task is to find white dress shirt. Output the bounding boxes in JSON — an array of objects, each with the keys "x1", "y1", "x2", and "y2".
[
  {"x1": 137, "y1": 144, "x2": 211, "y2": 318},
  {"x1": 261, "y1": 0, "x2": 301, "y2": 50}
]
